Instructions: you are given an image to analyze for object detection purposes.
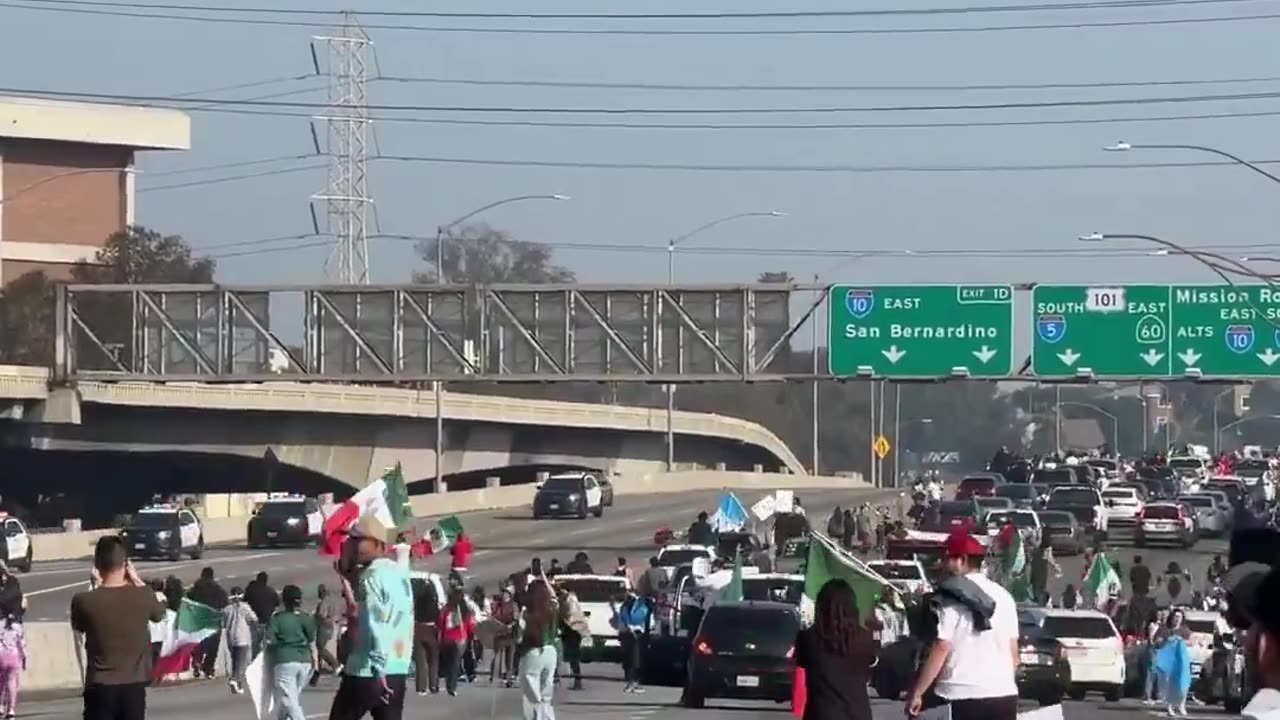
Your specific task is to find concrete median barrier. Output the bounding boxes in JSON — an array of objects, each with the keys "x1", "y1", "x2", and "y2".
[
  {"x1": 22, "y1": 621, "x2": 83, "y2": 691},
  {"x1": 31, "y1": 516, "x2": 249, "y2": 564}
]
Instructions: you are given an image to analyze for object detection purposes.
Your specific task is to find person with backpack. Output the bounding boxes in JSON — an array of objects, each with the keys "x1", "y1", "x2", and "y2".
[
  {"x1": 611, "y1": 589, "x2": 652, "y2": 694},
  {"x1": 221, "y1": 587, "x2": 257, "y2": 694}
]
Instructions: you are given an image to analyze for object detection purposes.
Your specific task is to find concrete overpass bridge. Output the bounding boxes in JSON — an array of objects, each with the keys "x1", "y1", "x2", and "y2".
[{"x1": 0, "y1": 365, "x2": 804, "y2": 491}]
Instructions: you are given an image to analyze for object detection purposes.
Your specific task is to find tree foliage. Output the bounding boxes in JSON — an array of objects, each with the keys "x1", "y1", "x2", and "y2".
[
  {"x1": 0, "y1": 226, "x2": 214, "y2": 366},
  {"x1": 757, "y1": 271, "x2": 795, "y2": 284},
  {"x1": 414, "y1": 224, "x2": 575, "y2": 284}
]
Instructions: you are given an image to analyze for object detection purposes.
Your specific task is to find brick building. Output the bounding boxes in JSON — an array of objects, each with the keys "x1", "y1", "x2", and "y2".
[{"x1": 0, "y1": 96, "x2": 190, "y2": 287}]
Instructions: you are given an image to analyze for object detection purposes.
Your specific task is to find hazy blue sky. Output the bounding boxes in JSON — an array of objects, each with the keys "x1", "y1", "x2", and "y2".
[{"x1": 4, "y1": 0, "x2": 1279, "y2": 294}]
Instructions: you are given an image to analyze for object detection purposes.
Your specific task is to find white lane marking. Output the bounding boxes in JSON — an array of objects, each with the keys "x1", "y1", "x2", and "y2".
[
  {"x1": 26, "y1": 552, "x2": 283, "y2": 597},
  {"x1": 26, "y1": 551, "x2": 285, "y2": 579}
]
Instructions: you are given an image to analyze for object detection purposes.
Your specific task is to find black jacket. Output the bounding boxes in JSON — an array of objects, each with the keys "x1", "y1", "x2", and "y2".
[
  {"x1": 243, "y1": 580, "x2": 278, "y2": 620},
  {"x1": 188, "y1": 577, "x2": 230, "y2": 610},
  {"x1": 930, "y1": 574, "x2": 996, "y2": 632}
]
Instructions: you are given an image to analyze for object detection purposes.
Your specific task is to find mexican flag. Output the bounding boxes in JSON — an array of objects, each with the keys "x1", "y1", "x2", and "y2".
[
  {"x1": 994, "y1": 523, "x2": 1033, "y2": 602},
  {"x1": 414, "y1": 515, "x2": 464, "y2": 558},
  {"x1": 320, "y1": 464, "x2": 413, "y2": 556},
  {"x1": 153, "y1": 598, "x2": 220, "y2": 679},
  {"x1": 803, "y1": 532, "x2": 886, "y2": 622},
  {"x1": 720, "y1": 551, "x2": 744, "y2": 603},
  {"x1": 1083, "y1": 551, "x2": 1122, "y2": 610}
]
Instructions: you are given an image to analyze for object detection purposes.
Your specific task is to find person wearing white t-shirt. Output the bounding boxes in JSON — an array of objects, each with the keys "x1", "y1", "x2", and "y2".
[{"x1": 906, "y1": 530, "x2": 1019, "y2": 720}]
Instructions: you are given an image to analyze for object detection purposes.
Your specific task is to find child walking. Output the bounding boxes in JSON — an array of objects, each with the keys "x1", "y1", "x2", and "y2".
[{"x1": 0, "y1": 615, "x2": 27, "y2": 718}]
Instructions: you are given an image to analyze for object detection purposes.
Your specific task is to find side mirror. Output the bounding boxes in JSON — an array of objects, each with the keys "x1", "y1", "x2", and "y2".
[{"x1": 535, "y1": 483, "x2": 544, "y2": 490}]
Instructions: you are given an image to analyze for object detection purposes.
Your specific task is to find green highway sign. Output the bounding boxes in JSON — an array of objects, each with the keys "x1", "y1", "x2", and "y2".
[
  {"x1": 828, "y1": 284, "x2": 1014, "y2": 378},
  {"x1": 1032, "y1": 284, "x2": 1280, "y2": 378},
  {"x1": 1032, "y1": 285, "x2": 1172, "y2": 377},
  {"x1": 1169, "y1": 285, "x2": 1280, "y2": 376}
]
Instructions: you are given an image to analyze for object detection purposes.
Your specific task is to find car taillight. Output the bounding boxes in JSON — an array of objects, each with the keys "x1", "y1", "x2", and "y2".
[
  {"x1": 786, "y1": 645, "x2": 795, "y2": 659},
  {"x1": 694, "y1": 637, "x2": 713, "y2": 655}
]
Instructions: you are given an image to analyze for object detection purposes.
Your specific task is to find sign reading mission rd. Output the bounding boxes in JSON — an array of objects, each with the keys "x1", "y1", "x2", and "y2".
[{"x1": 828, "y1": 284, "x2": 1014, "y2": 378}]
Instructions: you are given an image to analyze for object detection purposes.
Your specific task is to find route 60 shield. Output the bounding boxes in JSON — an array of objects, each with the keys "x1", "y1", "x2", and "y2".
[
  {"x1": 1226, "y1": 324, "x2": 1255, "y2": 354},
  {"x1": 1036, "y1": 314, "x2": 1066, "y2": 344},
  {"x1": 844, "y1": 289, "x2": 874, "y2": 320}
]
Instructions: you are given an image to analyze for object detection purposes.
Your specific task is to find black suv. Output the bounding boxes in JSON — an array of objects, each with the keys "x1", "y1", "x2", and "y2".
[
  {"x1": 685, "y1": 600, "x2": 799, "y2": 708},
  {"x1": 247, "y1": 496, "x2": 322, "y2": 547}
]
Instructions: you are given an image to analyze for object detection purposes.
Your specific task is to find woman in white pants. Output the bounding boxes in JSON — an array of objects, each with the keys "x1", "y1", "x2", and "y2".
[{"x1": 517, "y1": 580, "x2": 560, "y2": 720}]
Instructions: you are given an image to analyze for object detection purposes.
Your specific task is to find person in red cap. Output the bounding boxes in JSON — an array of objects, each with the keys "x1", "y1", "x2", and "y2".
[{"x1": 905, "y1": 529, "x2": 1019, "y2": 720}]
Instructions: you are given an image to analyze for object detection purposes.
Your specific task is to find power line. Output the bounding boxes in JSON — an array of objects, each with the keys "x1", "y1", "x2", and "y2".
[
  {"x1": 371, "y1": 153, "x2": 1280, "y2": 174},
  {"x1": 169, "y1": 73, "x2": 310, "y2": 98},
  {"x1": 147, "y1": 101, "x2": 1280, "y2": 130},
  {"x1": 11, "y1": 85, "x2": 1280, "y2": 114},
  {"x1": 144, "y1": 153, "x2": 312, "y2": 177},
  {"x1": 138, "y1": 163, "x2": 324, "y2": 192},
  {"x1": 6, "y1": 1, "x2": 1280, "y2": 35},
  {"x1": 11, "y1": 0, "x2": 1266, "y2": 20},
  {"x1": 376, "y1": 73, "x2": 1280, "y2": 93}
]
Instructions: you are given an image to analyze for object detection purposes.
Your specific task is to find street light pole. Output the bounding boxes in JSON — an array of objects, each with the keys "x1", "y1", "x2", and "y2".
[
  {"x1": 430, "y1": 193, "x2": 570, "y2": 491},
  {"x1": 1212, "y1": 386, "x2": 1235, "y2": 454},
  {"x1": 1105, "y1": 142, "x2": 1280, "y2": 187},
  {"x1": 664, "y1": 210, "x2": 786, "y2": 472},
  {"x1": 811, "y1": 274, "x2": 820, "y2": 475},
  {"x1": 1055, "y1": 385, "x2": 1062, "y2": 455}
]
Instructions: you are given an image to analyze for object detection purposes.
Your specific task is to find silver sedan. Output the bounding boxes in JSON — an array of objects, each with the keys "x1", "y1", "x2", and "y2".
[{"x1": 1178, "y1": 494, "x2": 1229, "y2": 537}]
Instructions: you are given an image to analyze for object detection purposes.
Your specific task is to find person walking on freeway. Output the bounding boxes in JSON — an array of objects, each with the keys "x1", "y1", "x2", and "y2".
[
  {"x1": 795, "y1": 579, "x2": 876, "y2": 720},
  {"x1": 516, "y1": 580, "x2": 560, "y2": 720},
  {"x1": 245, "y1": 571, "x2": 280, "y2": 655},
  {"x1": 221, "y1": 587, "x2": 257, "y2": 694},
  {"x1": 186, "y1": 567, "x2": 229, "y2": 679},
  {"x1": 268, "y1": 584, "x2": 317, "y2": 720},
  {"x1": 313, "y1": 583, "x2": 344, "y2": 684},
  {"x1": 905, "y1": 530, "x2": 1019, "y2": 720},
  {"x1": 327, "y1": 517, "x2": 414, "y2": 720},
  {"x1": 71, "y1": 536, "x2": 166, "y2": 720},
  {"x1": 0, "y1": 612, "x2": 27, "y2": 719}
]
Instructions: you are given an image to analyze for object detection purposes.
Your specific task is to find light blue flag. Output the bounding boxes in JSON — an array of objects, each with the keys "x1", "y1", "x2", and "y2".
[{"x1": 710, "y1": 492, "x2": 749, "y2": 532}]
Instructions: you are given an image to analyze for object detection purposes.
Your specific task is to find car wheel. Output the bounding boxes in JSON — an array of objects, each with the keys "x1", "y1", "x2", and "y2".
[
  {"x1": 190, "y1": 538, "x2": 204, "y2": 560},
  {"x1": 19, "y1": 548, "x2": 32, "y2": 574},
  {"x1": 532, "y1": 511, "x2": 542, "y2": 520},
  {"x1": 683, "y1": 691, "x2": 705, "y2": 709},
  {"x1": 1225, "y1": 698, "x2": 1244, "y2": 714},
  {"x1": 1068, "y1": 688, "x2": 1087, "y2": 701},
  {"x1": 1103, "y1": 685, "x2": 1122, "y2": 702},
  {"x1": 577, "y1": 501, "x2": 588, "y2": 520},
  {"x1": 593, "y1": 503, "x2": 604, "y2": 518},
  {"x1": 1038, "y1": 694, "x2": 1062, "y2": 707}
]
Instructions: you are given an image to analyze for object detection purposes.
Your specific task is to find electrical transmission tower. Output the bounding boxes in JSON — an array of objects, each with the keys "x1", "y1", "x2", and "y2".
[{"x1": 311, "y1": 12, "x2": 374, "y2": 283}]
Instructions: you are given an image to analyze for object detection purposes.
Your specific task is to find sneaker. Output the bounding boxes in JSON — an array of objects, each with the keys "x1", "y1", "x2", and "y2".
[
  {"x1": 633, "y1": 685, "x2": 646, "y2": 694},
  {"x1": 448, "y1": 690, "x2": 458, "y2": 697},
  {"x1": 228, "y1": 680, "x2": 241, "y2": 694},
  {"x1": 418, "y1": 690, "x2": 429, "y2": 697}
]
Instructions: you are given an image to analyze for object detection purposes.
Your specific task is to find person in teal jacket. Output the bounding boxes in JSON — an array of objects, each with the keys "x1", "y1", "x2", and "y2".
[
  {"x1": 327, "y1": 516, "x2": 414, "y2": 720},
  {"x1": 1155, "y1": 614, "x2": 1193, "y2": 717}
]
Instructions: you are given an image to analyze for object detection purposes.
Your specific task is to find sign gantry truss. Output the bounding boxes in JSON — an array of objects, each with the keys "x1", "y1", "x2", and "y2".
[{"x1": 54, "y1": 284, "x2": 819, "y2": 383}]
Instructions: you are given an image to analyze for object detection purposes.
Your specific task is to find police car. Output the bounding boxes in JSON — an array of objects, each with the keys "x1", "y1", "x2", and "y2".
[
  {"x1": 247, "y1": 494, "x2": 324, "y2": 548},
  {"x1": 0, "y1": 514, "x2": 32, "y2": 574},
  {"x1": 120, "y1": 505, "x2": 204, "y2": 561}
]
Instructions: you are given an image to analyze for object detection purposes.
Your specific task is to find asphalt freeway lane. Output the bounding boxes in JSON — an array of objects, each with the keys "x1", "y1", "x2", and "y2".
[
  {"x1": 20, "y1": 485, "x2": 898, "y2": 620},
  {"x1": 17, "y1": 663, "x2": 1239, "y2": 720}
]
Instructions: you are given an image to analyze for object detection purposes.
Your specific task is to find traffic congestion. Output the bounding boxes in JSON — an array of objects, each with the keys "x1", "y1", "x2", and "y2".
[{"x1": 10, "y1": 456, "x2": 1280, "y2": 720}]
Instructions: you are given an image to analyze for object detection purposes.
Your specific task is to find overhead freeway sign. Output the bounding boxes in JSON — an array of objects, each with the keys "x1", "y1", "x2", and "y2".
[
  {"x1": 828, "y1": 284, "x2": 1014, "y2": 378},
  {"x1": 1032, "y1": 284, "x2": 1280, "y2": 378}
]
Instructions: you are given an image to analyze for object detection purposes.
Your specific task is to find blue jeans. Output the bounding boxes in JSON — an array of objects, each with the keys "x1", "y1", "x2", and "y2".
[
  {"x1": 519, "y1": 646, "x2": 558, "y2": 720},
  {"x1": 274, "y1": 661, "x2": 311, "y2": 720}
]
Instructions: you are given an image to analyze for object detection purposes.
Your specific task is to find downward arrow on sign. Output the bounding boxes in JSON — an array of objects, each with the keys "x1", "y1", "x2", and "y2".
[
  {"x1": 972, "y1": 345, "x2": 998, "y2": 364},
  {"x1": 1056, "y1": 349, "x2": 1081, "y2": 367},
  {"x1": 882, "y1": 345, "x2": 907, "y2": 364},
  {"x1": 1259, "y1": 348, "x2": 1280, "y2": 367},
  {"x1": 1178, "y1": 348, "x2": 1202, "y2": 366},
  {"x1": 1140, "y1": 348, "x2": 1165, "y2": 367}
]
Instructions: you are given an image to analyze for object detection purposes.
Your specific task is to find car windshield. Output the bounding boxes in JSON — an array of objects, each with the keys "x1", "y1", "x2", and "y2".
[
  {"x1": 1185, "y1": 618, "x2": 1217, "y2": 635},
  {"x1": 1043, "y1": 615, "x2": 1117, "y2": 640},
  {"x1": 1236, "y1": 462, "x2": 1269, "y2": 478},
  {"x1": 1086, "y1": 460, "x2": 1116, "y2": 470},
  {"x1": 1049, "y1": 488, "x2": 1098, "y2": 505},
  {"x1": 699, "y1": 606, "x2": 799, "y2": 655},
  {"x1": 1144, "y1": 505, "x2": 1180, "y2": 520},
  {"x1": 1039, "y1": 512, "x2": 1074, "y2": 526},
  {"x1": 1102, "y1": 490, "x2": 1137, "y2": 501},
  {"x1": 868, "y1": 562, "x2": 923, "y2": 580},
  {"x1": 1032, "y1": 469, "x2": 1075, "y2": 485},
  {"x1": 1207, "y1": 484, "x2": 1243, "y2": 502},
  {"x1": 131, "y1": 512, "x2": 178, "y2": 529},
  {"x1": 541, "y1": 477, "x2": 582, "y2": 492},
  {"x1": 1180, "y1": 496, "x2": 1214, "y2": 509},
  {"x1": 988, "y1": 512, "x2": 1036, "y2": 527},
  {"x1": 997, "y1": 485, "x2": 1036, "y2": 499},
  {"x1": 658, "y1": 549, "x2": 710, "y2": 567},
  {"x1": 555, "y1": 578, "x2": 626, "y2": 603},
  {"x1": 1169, "y1": 458, "x2": 1205, "y2": 472},
  {"x1": 976, "y1": 498, "x2": 1009, "y2": 508},
  {"x1": 741, "y1": 578, "x2": 804, "y2": 604},
  {"x1": 961, "y1": 477, "x2": 995, "y2": 489},
  {"x1": 938, "y1": 502, "x2": 974, "y2": 517},
  {"x1": 259, "y1": 501, "x2": 305, "y2": 517}
]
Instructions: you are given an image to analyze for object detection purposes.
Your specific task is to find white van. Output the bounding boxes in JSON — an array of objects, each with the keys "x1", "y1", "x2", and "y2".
[
  {"x1": 552, "y1": 574, "x2": 631, "y2": 661},
  {"x1": 1027, "y1": 608, "x2": 1125, "y2": 701}
]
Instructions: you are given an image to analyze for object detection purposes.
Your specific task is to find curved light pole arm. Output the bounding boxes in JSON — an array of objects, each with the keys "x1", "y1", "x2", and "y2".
[
  {"x1": 0, "y1": 167, "x2": 137, "y2": 206},
  {"x1": 1219, "y1": 414, "x2": 1280, "y2": 436},
  {"x1": 1111, "y1": 142, "x2": 1280, "y2": 186},
  {"x1": 440, "y1": 194, "x2": 569, "y2": 234}
]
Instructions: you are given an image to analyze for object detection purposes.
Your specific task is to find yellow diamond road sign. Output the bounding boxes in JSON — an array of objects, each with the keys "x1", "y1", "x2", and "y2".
[{"x1": 873, "y1": 435, "x2": 891, "y2": 460}]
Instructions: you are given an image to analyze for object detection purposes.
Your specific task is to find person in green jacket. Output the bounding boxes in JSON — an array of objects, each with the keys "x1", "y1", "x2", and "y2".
[{"x1": 267, "y1": 585, "x2": 317, "y2": 720}]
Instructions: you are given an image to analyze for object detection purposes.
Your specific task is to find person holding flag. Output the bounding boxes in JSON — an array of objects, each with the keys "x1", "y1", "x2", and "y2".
[{"x1": 1083, "y1": 549, "x2": 1123, "y2": 611}]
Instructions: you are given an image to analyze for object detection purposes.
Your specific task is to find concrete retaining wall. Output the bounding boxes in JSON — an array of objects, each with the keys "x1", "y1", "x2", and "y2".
[
  {"x1": 33, "y1": 471, "x2": 867, "y2": 562},
  {"x1": 23, "y1": 622, "x2": 82, "y2": 691}
]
